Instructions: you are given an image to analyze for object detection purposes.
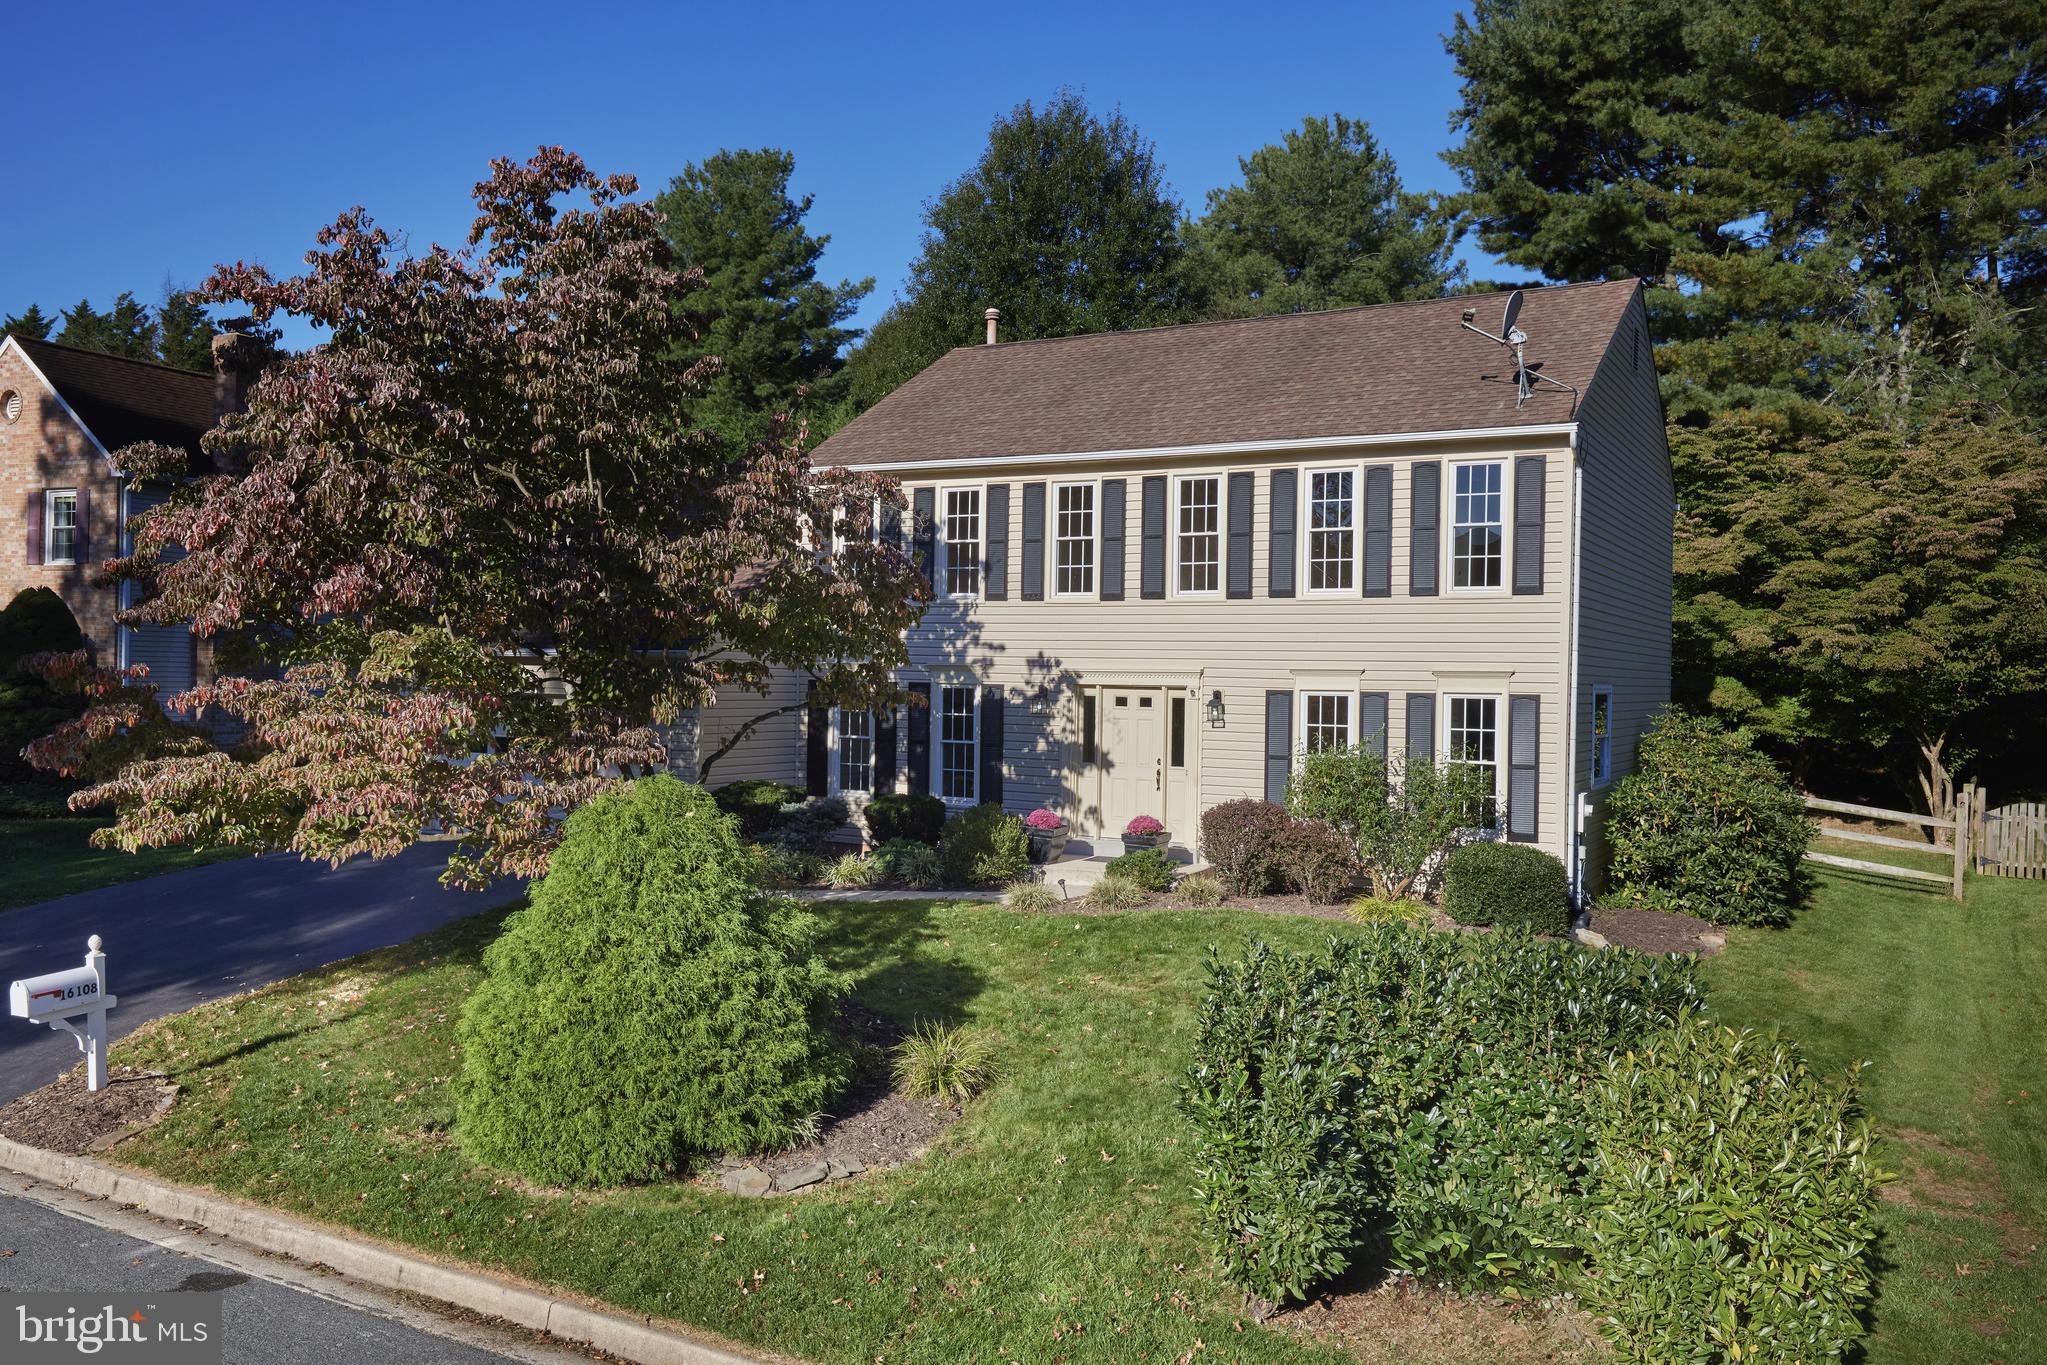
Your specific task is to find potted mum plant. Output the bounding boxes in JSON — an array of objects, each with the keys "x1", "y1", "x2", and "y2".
[
  {"x1": 1024, "y1": 807, "x2": 1071, "y2": 863},
  {"x1": 1122, "y1": 814, "x2": 1169, "y2": 851}
]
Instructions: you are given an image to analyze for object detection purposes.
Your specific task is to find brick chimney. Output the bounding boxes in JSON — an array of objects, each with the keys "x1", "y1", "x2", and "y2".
[
  {"x1": 984, "y1": 308, "x2": 1002, "y2": 345},
  {"x1": 210, "y1": 317, "x2": 262, "y2": 423}
]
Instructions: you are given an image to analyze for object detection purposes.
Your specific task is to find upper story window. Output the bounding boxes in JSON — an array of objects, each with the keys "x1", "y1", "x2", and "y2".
[
  {"x1": 1306, "y1": 468, "x2": 1355, "y2": 592},
  {"x1": 1302, "y1": 691, "x2": 1352, "y2": 753},
  {"x1": 939, "y1": 683, "x2": 977, "y2": 802},
  {"x1": 1591, "y1": 686, "x2": 1613, "y2": 787},
  {"x1": 1451, "y1": 461, "x2": 1504, "y2": 589},
  {"x1": 45, "y1": 490, "x2": 79, "y2": 565},
  {"x1": 838, "y1": 707, "x2": 873, "y2": 794},
  {"x1": 942, "y1": 488, "x2": 981, "y2": 597},
  {"x1": 1445, "y1": 694, "x2": 1501, "y2": 824},
  {"x1": 1055, "y1": 482, "x2": 1095, "y2": 596},
  {"x1": 1176, "y1": 475, "x2": 1221, "y2": 594}
]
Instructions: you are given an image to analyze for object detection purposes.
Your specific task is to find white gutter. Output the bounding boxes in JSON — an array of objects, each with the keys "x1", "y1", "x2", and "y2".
[
  {"x1": 839, "y1": 422, "x2": 1580, "y2": 473},
  {"x1": 1564, "y1": 428, "x2": 1586, "y2": 908}
]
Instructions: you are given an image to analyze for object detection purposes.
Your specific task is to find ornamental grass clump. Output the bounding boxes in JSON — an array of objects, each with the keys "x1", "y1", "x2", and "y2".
[
  {"x1": 1002, "y1": 879, "x2": 1059, "y2": 912},
  {"x1": 455, "y1": 776, "x2": 847, "y2": 1186},
  {"x1": 892, "y1": 1021, "x2": 997, "y2": 1102}
]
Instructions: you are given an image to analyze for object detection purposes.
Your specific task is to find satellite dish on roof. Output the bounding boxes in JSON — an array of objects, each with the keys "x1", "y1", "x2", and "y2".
[
  {"x1": 1501, "y1": 288, "x2": 1523, "y2": 339},
  {"x1": 1456, "y1": 286, "x2": 1578, "y2": 411}
]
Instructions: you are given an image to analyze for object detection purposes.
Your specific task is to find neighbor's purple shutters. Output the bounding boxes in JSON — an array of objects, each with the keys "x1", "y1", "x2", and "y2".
[
  {"x1": 1508, "y1": 694, "x2": 1540, "y2": 842},
  {"x1": 805, "y1": 681, "x2": 829, "y2": 797},
  {"x1": 1406, "y1": 693, "x2": 1435, "y2": 764},
  {"x1": 1362, "y1": 464, "x2": 1391, "y2": 598},
  {"x1": 1513, "y1": 455, "x2": 1546, "y2": 595},
  {"x1": 1267, "y1": 468, "x2": 1297, "y2": 597},
  {"x1": 1020, "y1": 482, "x2": 1046, "y2": 601},
  {"x1": 874, "y1": 705, "x2": 898, "y2": 793},
  {"x1": 73, "y1": 485, "x2": 90, "y2": 563},
  {"x1": 912, "y1": 487, "x2": 936, "y2": 590},
  {"x1": 984, "y1": 483, "x2": 1009, "y2": 601},
  {"x1": 1409, "y1": 461, "x2": 1440, "y2": 596},
  {"x1": 1358, "y1": 692, "x2": 1389, "y2": 758},
  {"x1": 1264, "y1": 690, "x2": 1293, "y2": 805},
  {"x1": 1139, "y1": 475, "x2": 1167, "y2": 599},
  {"x1": 979, "y1": 690, "x2": 1005, "y2": 807},
  {"x1": 1100, "y1": 479, "x2": 1127, "y2": 601},
  {"x1": 1226, "y1": 472, "x2": 1254, "y2": 599},
  {"x1": 24, "y1": 492, "x2": 42, "y2": 565},
  {"x1": 905, "y1": 682, "x2": 931, "y2": 795}
]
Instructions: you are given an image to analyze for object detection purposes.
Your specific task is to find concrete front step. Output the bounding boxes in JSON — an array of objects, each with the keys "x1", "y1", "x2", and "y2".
[{"x1": 1041, "y1": 841, "x2": 1206, "y2": 896}]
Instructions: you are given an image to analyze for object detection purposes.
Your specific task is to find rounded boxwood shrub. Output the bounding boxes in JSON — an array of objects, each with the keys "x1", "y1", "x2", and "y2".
[
  {"x1": 456, "y1": 776, "x2": 847, "y2": 1186},
  {"x1": 1603, "y1": 710, "x2": 1812, "y2": 926},
  {"x1": 1200, "y1": 798, "x2": 1294, "y2": 895},
  {"x1": 865, "y1": 791, "x2": 947, "y2": 845},
  {"x1": 711, "y1": 778, "x2": 806, "y2": 840},
  {"x1": 936, "y1": 803, "x2": 1031, "y2": 886},
  {"x1": 1104, "y1": 845, "x2": 1176, "y2": 891},
  {"x1": 1443, "y1": 841, "x2": 1570, "y2": 935}
]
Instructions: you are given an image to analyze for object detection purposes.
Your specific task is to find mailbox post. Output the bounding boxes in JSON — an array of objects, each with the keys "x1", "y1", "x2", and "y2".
[{"x1": 8, "y1": 936, "x2": 117, "y2": 1090}]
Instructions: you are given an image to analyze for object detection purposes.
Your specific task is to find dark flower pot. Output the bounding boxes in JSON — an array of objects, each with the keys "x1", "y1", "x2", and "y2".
[
  {"x1": 1027, "y1": 826, "x2": 1070, "y2": 864},
  {"x1": 1121, "y1": 830, "x2": 1169, "y2": 851}
]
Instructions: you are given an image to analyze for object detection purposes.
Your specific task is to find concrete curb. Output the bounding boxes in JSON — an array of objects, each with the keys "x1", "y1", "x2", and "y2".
[{"x1": 0, "y1": 1134, "x2": 774, "y2": 1365}]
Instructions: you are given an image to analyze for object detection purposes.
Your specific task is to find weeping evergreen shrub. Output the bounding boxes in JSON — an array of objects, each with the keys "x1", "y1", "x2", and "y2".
[{"x1": 456, "y1": 776, "x2": 847, "y2": 1186}]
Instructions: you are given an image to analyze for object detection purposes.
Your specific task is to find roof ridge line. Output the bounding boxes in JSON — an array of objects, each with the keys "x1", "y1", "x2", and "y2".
[{"x1": 17, "y1": 335, "x2": 215, "y2": 382}]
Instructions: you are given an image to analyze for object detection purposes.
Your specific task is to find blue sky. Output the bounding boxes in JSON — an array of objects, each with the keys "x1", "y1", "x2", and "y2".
[{"x1": 0, "y1": 1, "x2": 1499, "y2": 350}]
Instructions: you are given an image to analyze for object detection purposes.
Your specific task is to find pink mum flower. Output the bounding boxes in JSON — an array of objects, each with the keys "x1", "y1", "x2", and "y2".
[
  {"x1": 1024, "y1": 808, "x2": 1067, "y2": 831},
  {"x1": 1124, "y1": 815, "x2": 1164, "y2": 837}
]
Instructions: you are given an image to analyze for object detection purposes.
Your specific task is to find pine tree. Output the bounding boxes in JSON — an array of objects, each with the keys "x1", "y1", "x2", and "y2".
[
  {"x1": 56, "y1": 293, "x2": 160, "y2": 361},
  {"x1": 57, "y1": 298, "x2": 114, "y2": 352},
  {"x1": 155, "y1": 290, "x2": 215, "y2": 372},
  {"x1": 1, "y1": 303, "x2": 53, "y2": 342}
]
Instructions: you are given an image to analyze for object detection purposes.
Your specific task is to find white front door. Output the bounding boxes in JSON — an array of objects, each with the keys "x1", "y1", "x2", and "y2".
[{"x1": 1099, "y1": 689, "x2": 1164, "y2": 838}]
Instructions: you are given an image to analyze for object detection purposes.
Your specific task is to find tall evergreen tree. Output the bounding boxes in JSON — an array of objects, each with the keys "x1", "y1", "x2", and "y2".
[
  {"x1": 57, "y1": 292, "x2": 159, "y2": 360},
  {"x1": 1, "y1": 303, "x2": 53, "y2": 342},
  {"x1": 1184, "y1": 114, "x2": 1461, "y2": 318},
  {"x1": 57, "y1": 298, "x2": 115, "y2": 353},
  {"x1": 652, "y1": 149, "x2": 872, "y2": 445},
  {"x1": 844, "y1": 91, "x2": 1187, "y2": 409},
  {"x1": 155, "y1": 289, "x2": 216, "y2": 372}
]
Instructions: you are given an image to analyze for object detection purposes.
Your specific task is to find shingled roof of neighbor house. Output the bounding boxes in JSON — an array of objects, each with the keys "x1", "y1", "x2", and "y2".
[
  {"x1": 814, "y1": 278, "x2": 1642, "y2": 468},
  {"x1": 12, "y1": 336, "x2": 216, "y2": 458}
]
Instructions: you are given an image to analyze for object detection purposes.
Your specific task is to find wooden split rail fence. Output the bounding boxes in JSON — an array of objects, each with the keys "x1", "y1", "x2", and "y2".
[
  {"x1": 1802, "y1": 783, "x2": 2047, "y2": 902},
  {"x1": 1975, "y1": 794, "x2": 2047, "y2": 881}
]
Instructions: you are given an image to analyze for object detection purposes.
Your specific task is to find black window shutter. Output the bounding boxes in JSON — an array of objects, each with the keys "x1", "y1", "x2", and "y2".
[
  {"x1": 1358, "y1": 692, "x2": 1389, "y2": 758},
  {"x1": 906, "y1": 682, "x2": 931, "y2": 795},
  {"x1": 1139, "y1": 475, "x2": 1167, "y2": 599},
  {"x1": 880, "y1": 497, "x2": 903, "y2": 552},
  {"x1": 1362, "y1": 464, "x2": 1392, "y2": 598},
  {"x1": 1020, "y1": 482, "x2": 1046, "y2": 600},
  {"x1": 1100, "y1": 480, "x2": 1127, "y2": 600},
  {"x1": 1513, "y1": 455, "x2": 1546, "y2": 595},
  {"x1": 1509, "y1": 694, "x2": 1540, "y2": 841},
  {"x1": 874, "y1": 705, "x2": 898, "y2": 793},
  {"x1": 911, "y1": 487, "x2": 936, "y2": 591},
  {"x1": 1409, "y1": 461, "x2": 1440, "y2": 596},
  {"x1": 1267, "y1": 468, "x2": 1297, "y2": 597},
  {"x1": 1264, "y1": 690, "x2": 1293, "y2": 805},
  {"x1": 1405, "y1": 692, "x2": 1435, "y2": 764},
  {"x1": 1226, "y1": 472, "x2": 1254, "y2": 599},
  {"x1": 984, "y1": 483, "x2": 1010, "y2": 601},
  {"x1": 979, "y1": 690, "x2": 1005, "y2": 806},
  {"x1": 805, "y1": 681, "x2": 828, "y2": 797},
  {"x1": 24, "y1": 491, "x2": 43, "y2": 566}
]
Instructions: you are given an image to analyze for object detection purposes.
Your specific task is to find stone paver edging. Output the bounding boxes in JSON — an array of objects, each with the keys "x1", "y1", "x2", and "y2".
[{"x1": 0, "y1": 1134, "x2": 778, "y2": 1365}]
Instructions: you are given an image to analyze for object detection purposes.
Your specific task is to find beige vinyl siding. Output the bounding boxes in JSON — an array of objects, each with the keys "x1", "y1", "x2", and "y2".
[{"x1": 662, "y1": 669, "x2": 812, "y2": 787}]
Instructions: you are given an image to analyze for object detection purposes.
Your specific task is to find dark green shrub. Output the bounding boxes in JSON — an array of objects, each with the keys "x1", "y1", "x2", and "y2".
[
  {"x1": 1104, "y1": 846, "x2": 1176, "y2": 891},
  {"x1": 1583, "y1": 1017, "x2": 1884, "y2": 1363},
  {"x1": 0, "y1": 590, "x2": 88, "y2": 788},
  {"x1": 1200, "y1": 798, "x2": 1293, "y2": 895},
  {"x1": 872, "y1": 837, "x2": 944, "y2": 889},
  {"x1": 865, "y1": 791, "x2": 947, "y2": 845},
  {"x1": 711, "y1": 779, "x2": 806, "y2": 840},
  {"x1": 456, "y1": 776, "x2": 846, "y2": 1186},
  {"x1": 1280, "y1": 817, "x2": 1360, "y2": 904},
  {"x1": 936, "y1": 803, "x2": 1031, "y2": 886},
  {"x1": 1604, "y1": 710, "x2": 1813, "y2": 926},
  {"x1": 763, "y1": 794, "x2": 849, "y2": 854},
  {"x1": 1443, "y1": 841, "x2": 1570, "y2": 935},
  {"x1": 1288, "y1": 743, "x2": 1493, "y2": 900},
  {"x1": 0, "y1": 587, "x2": 85, "y2": 675}
]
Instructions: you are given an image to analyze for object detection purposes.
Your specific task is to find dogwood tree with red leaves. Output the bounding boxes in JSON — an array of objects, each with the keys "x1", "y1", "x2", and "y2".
[{"x1": 29, "y1": 148, "x2": 925, "y2": 884}]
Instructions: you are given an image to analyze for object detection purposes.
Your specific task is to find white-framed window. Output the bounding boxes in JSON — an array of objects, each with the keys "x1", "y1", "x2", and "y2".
[
  {"x1": 1444, "y1": 694, "x2": 1502, "y2": 824},
  {"x1": 1590, "y1": 686, "x2": 1613, "y2": 788},
  {"x1": 1175, "y1": 474, "x2": 1221, "y2": 595},
  {"x1": 44, "y1": 489, "x2": 79, "y2": 565},
  {"x1": 938, "y1": 683, "x2": 978, "y2": 803},
  {"x1": 1450, "y1": 461, "x2": 1505, "y2": 590},
  {"x1": 1301, "y1": 691, "x2": 1352, "y2": 754},
  {"x1": 837, "y1": 707, "x2": 874, "y2": 794},
  {"x1": 941, "y1": 487, "x2": 981, "y2": 598},
  {"x1": 1304, "y1": 467, "x2": 1356, "y2": 593},
  {"x1": 1054, "y1": 481, "x2": 1096, "y2": 597}
]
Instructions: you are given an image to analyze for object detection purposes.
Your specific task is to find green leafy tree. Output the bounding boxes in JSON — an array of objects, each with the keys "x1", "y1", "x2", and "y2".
[
  {"x1": 154, "y1": 289, "x2": 215, "y2": 372},
  {"x1": 1, "y1": 303, "x2": 53, "y2": 342},
  {"x1": 1184, "y1": 114, "x2": 1461, "y2": 318},
  {"x1": 1287, "y1": 744, "x2": 1493, "y2": 899},
  {"x1": 652, "y1": 148, "x2": 872, "y2": 445},
  {"x1": 844, "y1": 91, "x2": 1188, "y2": 409}
]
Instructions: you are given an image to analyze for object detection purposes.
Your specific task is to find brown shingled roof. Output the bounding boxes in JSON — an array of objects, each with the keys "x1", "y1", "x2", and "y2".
[
  {"x1": 13, "y1": 337, "x2": 215, "y2": 460},
  {"x1": 815, "y1": 279, "x2": 1641, "y2": 467}
]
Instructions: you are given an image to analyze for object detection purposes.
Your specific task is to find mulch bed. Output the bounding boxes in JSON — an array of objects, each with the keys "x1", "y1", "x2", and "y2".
[
  {"x1": 0, "y1": 1066, "x2": 177, "y2": 1155},
  {"x1": 1588, "y1": 907, "x2": 1725, "y2": 956},
  {"x1": 1277, "y1": 1274, "x2": 1608, "y2": 1363}
]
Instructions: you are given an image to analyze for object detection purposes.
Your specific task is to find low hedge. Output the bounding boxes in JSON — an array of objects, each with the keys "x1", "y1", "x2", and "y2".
[
  {"x1": 865, "y1": 792, "x2": 947, "y2": 846},
  {"x1": 711, "y1": 779, "x2": 806, "y2": 840},
  {"x1": 1443, "y1": 841, "x2": 1570, "y2": 936},
  {"x1": 937, "y1": 804, "x2": 1031, "y2": 886},
  {"x1": 1105, "y1": 846, "x2": 1176, "y2": 891}
]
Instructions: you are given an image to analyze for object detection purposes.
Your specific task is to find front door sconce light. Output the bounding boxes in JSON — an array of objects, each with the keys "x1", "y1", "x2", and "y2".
[{"x1": 1205, "y1": 689, "x2": 1226, "y2": 728}]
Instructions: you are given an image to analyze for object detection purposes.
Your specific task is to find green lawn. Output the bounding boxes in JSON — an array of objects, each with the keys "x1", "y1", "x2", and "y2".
[
  {"x1": 1703, "y1": 868, "x2": 2047, "y2": 1361},
  {"x1": 0, "y1": 817, "x2": 243, "y2": 910}
]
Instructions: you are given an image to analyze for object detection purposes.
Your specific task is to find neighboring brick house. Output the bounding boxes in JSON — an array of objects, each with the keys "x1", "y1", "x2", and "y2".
[{"x1": 0, "y1": 334, "x2": 245, "y2": 692}]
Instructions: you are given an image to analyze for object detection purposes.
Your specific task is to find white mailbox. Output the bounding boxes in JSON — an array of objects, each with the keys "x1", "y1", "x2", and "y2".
[{"x1": 8, "y1": 936, "x2": 116, "y2": 1090}]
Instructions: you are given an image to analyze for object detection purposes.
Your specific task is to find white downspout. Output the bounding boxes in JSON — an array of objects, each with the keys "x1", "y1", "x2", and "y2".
[{"x1": 1564, "y1": 430, "x2": 1586, "y2": 910}]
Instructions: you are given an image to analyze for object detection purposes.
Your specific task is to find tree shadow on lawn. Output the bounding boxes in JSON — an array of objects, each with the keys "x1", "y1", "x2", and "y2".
[{"x1": 818, "y1": 899, "x2": 987, "y2": 1032}]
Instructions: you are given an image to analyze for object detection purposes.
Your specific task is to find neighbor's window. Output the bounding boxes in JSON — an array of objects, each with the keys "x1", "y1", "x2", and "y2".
[
  {"x1": 939, "y1": 684, "x2": 977, "y2": 801},
  {"x1": 943, "y1": 488, "x2": 981, "y2": 597},
  {"x1": 1055, "y1": 482, "x2": 1095, "y2": 596},
  {"x1": 1176, "y1": 476, "x2": 1221, "y2": 593},
  {"x1": 1446, "y1": 694, "x2": 1500, "y2": 823},
  {"x1": 1451, "y1": 462, "x2": 1504, "y2": 589},
  {"x1": 839, "y1": 707, "x2": 873, "y2": 794},
  {"x1": 1591, "y1": 687, "x2": 1613, "y2": 787},
  {"x1": 45, "y1": 490, "x2": 79, "y2": 564},
  {"x1": 1307, "y1": 469, "x2": 1355, "y2": 592},
  {"x1": 1303, "y1": 692, "x2": 1352, "y2": 753}
]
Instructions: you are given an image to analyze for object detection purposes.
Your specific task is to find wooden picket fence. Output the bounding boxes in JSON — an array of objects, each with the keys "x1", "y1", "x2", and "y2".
[
  {"x1": 1975, "y1": 793, "x2": 2047, "y2": 881},
  {"x1": 1801, "y1": 793, "x2": 1967, "y2": 902}
]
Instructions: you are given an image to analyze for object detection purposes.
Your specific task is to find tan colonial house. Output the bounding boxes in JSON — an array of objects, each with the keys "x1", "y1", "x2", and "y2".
[{"x1": 673, "y1": 279, "x2": 1670, "y2": 899}]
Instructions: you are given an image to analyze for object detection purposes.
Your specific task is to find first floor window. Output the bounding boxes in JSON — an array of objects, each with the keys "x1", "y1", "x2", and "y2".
[
  {"x1": 1055, "y1": 482, "x2": 1095, "y2": 595},
  {"x1": 1177, "y1": 476, "x2": 1220, "y2": 593},
  {"x1": 1591, "y1": 687, "x2": 1613, "y2": 787},
  {"x1": 944, "y1": 488, "x2": 981, "y2": 597},
  {"x1": 1446, "y1": 695, "x2": 1500, "y2": 823},
  {"x1": 1304, "y1": 692, "x2": 1352, "y2": 753},
  {"x1": 1306, "y1": 469, "x2": 1355, "y2": 591},
  {"x1": 839, "y1": 708, "x2": 873, "y2": 793},
  {"x1": 940, "y1": 684, "x2": 977, "y2": 801},
  {"x1": 45, "y1": 489, "x2": 78, "y2": 564},
  {"x1": 1451, "y1": 461, "x2": 1504, "y2": 589}
]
